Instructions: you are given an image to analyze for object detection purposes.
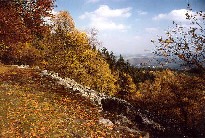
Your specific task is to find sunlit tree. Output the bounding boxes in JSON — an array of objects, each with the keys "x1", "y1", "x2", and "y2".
[{"x1": 44, "y1": 11, "x2": 118, "y2": 95}]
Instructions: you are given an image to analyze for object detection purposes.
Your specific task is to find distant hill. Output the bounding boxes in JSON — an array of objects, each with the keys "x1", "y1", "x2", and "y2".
[{"x1": 124, "y1": 53, "x2": 185, "y2": 69}]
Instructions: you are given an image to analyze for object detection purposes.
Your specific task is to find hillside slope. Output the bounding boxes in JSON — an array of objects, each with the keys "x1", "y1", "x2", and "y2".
[{"x1": 0, "y1": 64, "x2": 144, "y2": 137}]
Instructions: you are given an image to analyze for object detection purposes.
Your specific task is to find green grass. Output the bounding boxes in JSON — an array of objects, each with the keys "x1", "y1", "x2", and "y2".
[{"x1": 0, "y1": 65, "x2": 140, "y2": 137}]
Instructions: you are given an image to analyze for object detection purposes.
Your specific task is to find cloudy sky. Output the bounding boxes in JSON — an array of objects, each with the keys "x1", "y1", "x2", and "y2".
[{"x1": 54, "y1": 0, "x2": 205, "y2": 55}]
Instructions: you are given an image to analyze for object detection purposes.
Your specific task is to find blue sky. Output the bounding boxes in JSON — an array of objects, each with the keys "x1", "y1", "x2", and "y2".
[{"x1": 54, "y1": 0, "x2": 205, "y2": 55}]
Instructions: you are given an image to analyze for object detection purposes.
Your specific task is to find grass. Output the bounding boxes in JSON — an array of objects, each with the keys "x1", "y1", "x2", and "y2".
[{"x1": 0, "y1": 64, "x2": 141, "y2": 137}]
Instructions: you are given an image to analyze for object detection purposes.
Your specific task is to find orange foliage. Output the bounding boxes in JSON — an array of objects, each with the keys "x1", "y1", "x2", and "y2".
[
  {"x1": 0, "y1": 0, "x2": 54, "y2": 45},
  {"x1": 135, "y1": 70, "x2": 205, "y2": 136}
]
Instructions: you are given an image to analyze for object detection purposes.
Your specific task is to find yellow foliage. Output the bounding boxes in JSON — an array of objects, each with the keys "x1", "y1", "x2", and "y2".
[
  {"x1": 120, "y1": 72, "x2": 136, "y2": 93},
  {"x1": 45, "y1": 29, "x2": 117, "y2": 95},
  {"x1": 66, "y1": 30, "x2": 90, "y2": 49}
]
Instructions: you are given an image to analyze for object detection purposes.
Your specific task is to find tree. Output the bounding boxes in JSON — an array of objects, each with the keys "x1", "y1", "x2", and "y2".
[
  {"x1": 100, "y1": 47, "x2": 117, "y2": 70},
  {"x1": 153, "y1": 6, "x2": 205, "y2": 71},
  {"x1": 44, "y1": 11, "x2": 118, "y2": 95},
  {"x1": 116, "y1": 55, "x2": 130, "y2": 72},
  {"x1": 87, "y1": 28, "x2": 101, "y2": 50},
  {"x1": 117, "y1": 72, "x2": 136, "y2": 99},
  {"x1": 0, "y1": 0, "x2": 54, "y2": 64},
  {"x1": 136, "y1": 70, "x2": 205, "y2": 137},
  {"x1": 0, "y1": 0, "x2": 55, "y2": 45},
  {"x1": 46, "y1": 30, "x2": 118, "y2": 95},
  {"x1": 52, "y1": 11, "x2": 75, "y2": 33}
]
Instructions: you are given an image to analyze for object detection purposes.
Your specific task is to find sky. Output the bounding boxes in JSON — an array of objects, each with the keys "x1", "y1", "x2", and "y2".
[{"x1": 54, "y1": 0, "x2": 205, "y2": 55}]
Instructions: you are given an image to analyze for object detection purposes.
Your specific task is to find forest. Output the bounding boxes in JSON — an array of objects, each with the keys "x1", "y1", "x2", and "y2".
[{"x1": 0, "y1": 0, "x2": 205, "y2": 137}]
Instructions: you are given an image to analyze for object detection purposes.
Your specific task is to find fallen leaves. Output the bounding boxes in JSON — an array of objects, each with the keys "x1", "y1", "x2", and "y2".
[{"x1": 0, "y1": 65, "x2": 139, "y2": 137}]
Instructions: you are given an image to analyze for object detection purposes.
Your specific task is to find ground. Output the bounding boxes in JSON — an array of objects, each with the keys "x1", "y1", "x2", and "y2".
[{"x1": 0, "y1": 64, "x2": 142, "y2": 137}]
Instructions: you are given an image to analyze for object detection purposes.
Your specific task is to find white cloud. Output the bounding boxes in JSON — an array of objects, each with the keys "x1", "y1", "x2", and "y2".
[
  {"x1": 95, "y1": 5, "x2": 131, "y2": 18},
  {"x1": 79, "y1": 5, "x2": 132, "y2": 31},
  {"x1": 153, "y1": 9, "x2": 205, "y2": 31},
  {"x1": 137, "y1": 10, "x2": 147, "y2": 15},
  {"x1": 90, "y1": 19, "x2": 130, "y2": 30},
  {"x1": 153, "y1": 9, "x2": 194, "y2": 22}
]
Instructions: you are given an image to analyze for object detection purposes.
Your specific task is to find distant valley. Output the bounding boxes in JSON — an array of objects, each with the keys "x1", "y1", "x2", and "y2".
[{"x1": 123, "y1": 53, "x2": 184, "y2": 69}]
